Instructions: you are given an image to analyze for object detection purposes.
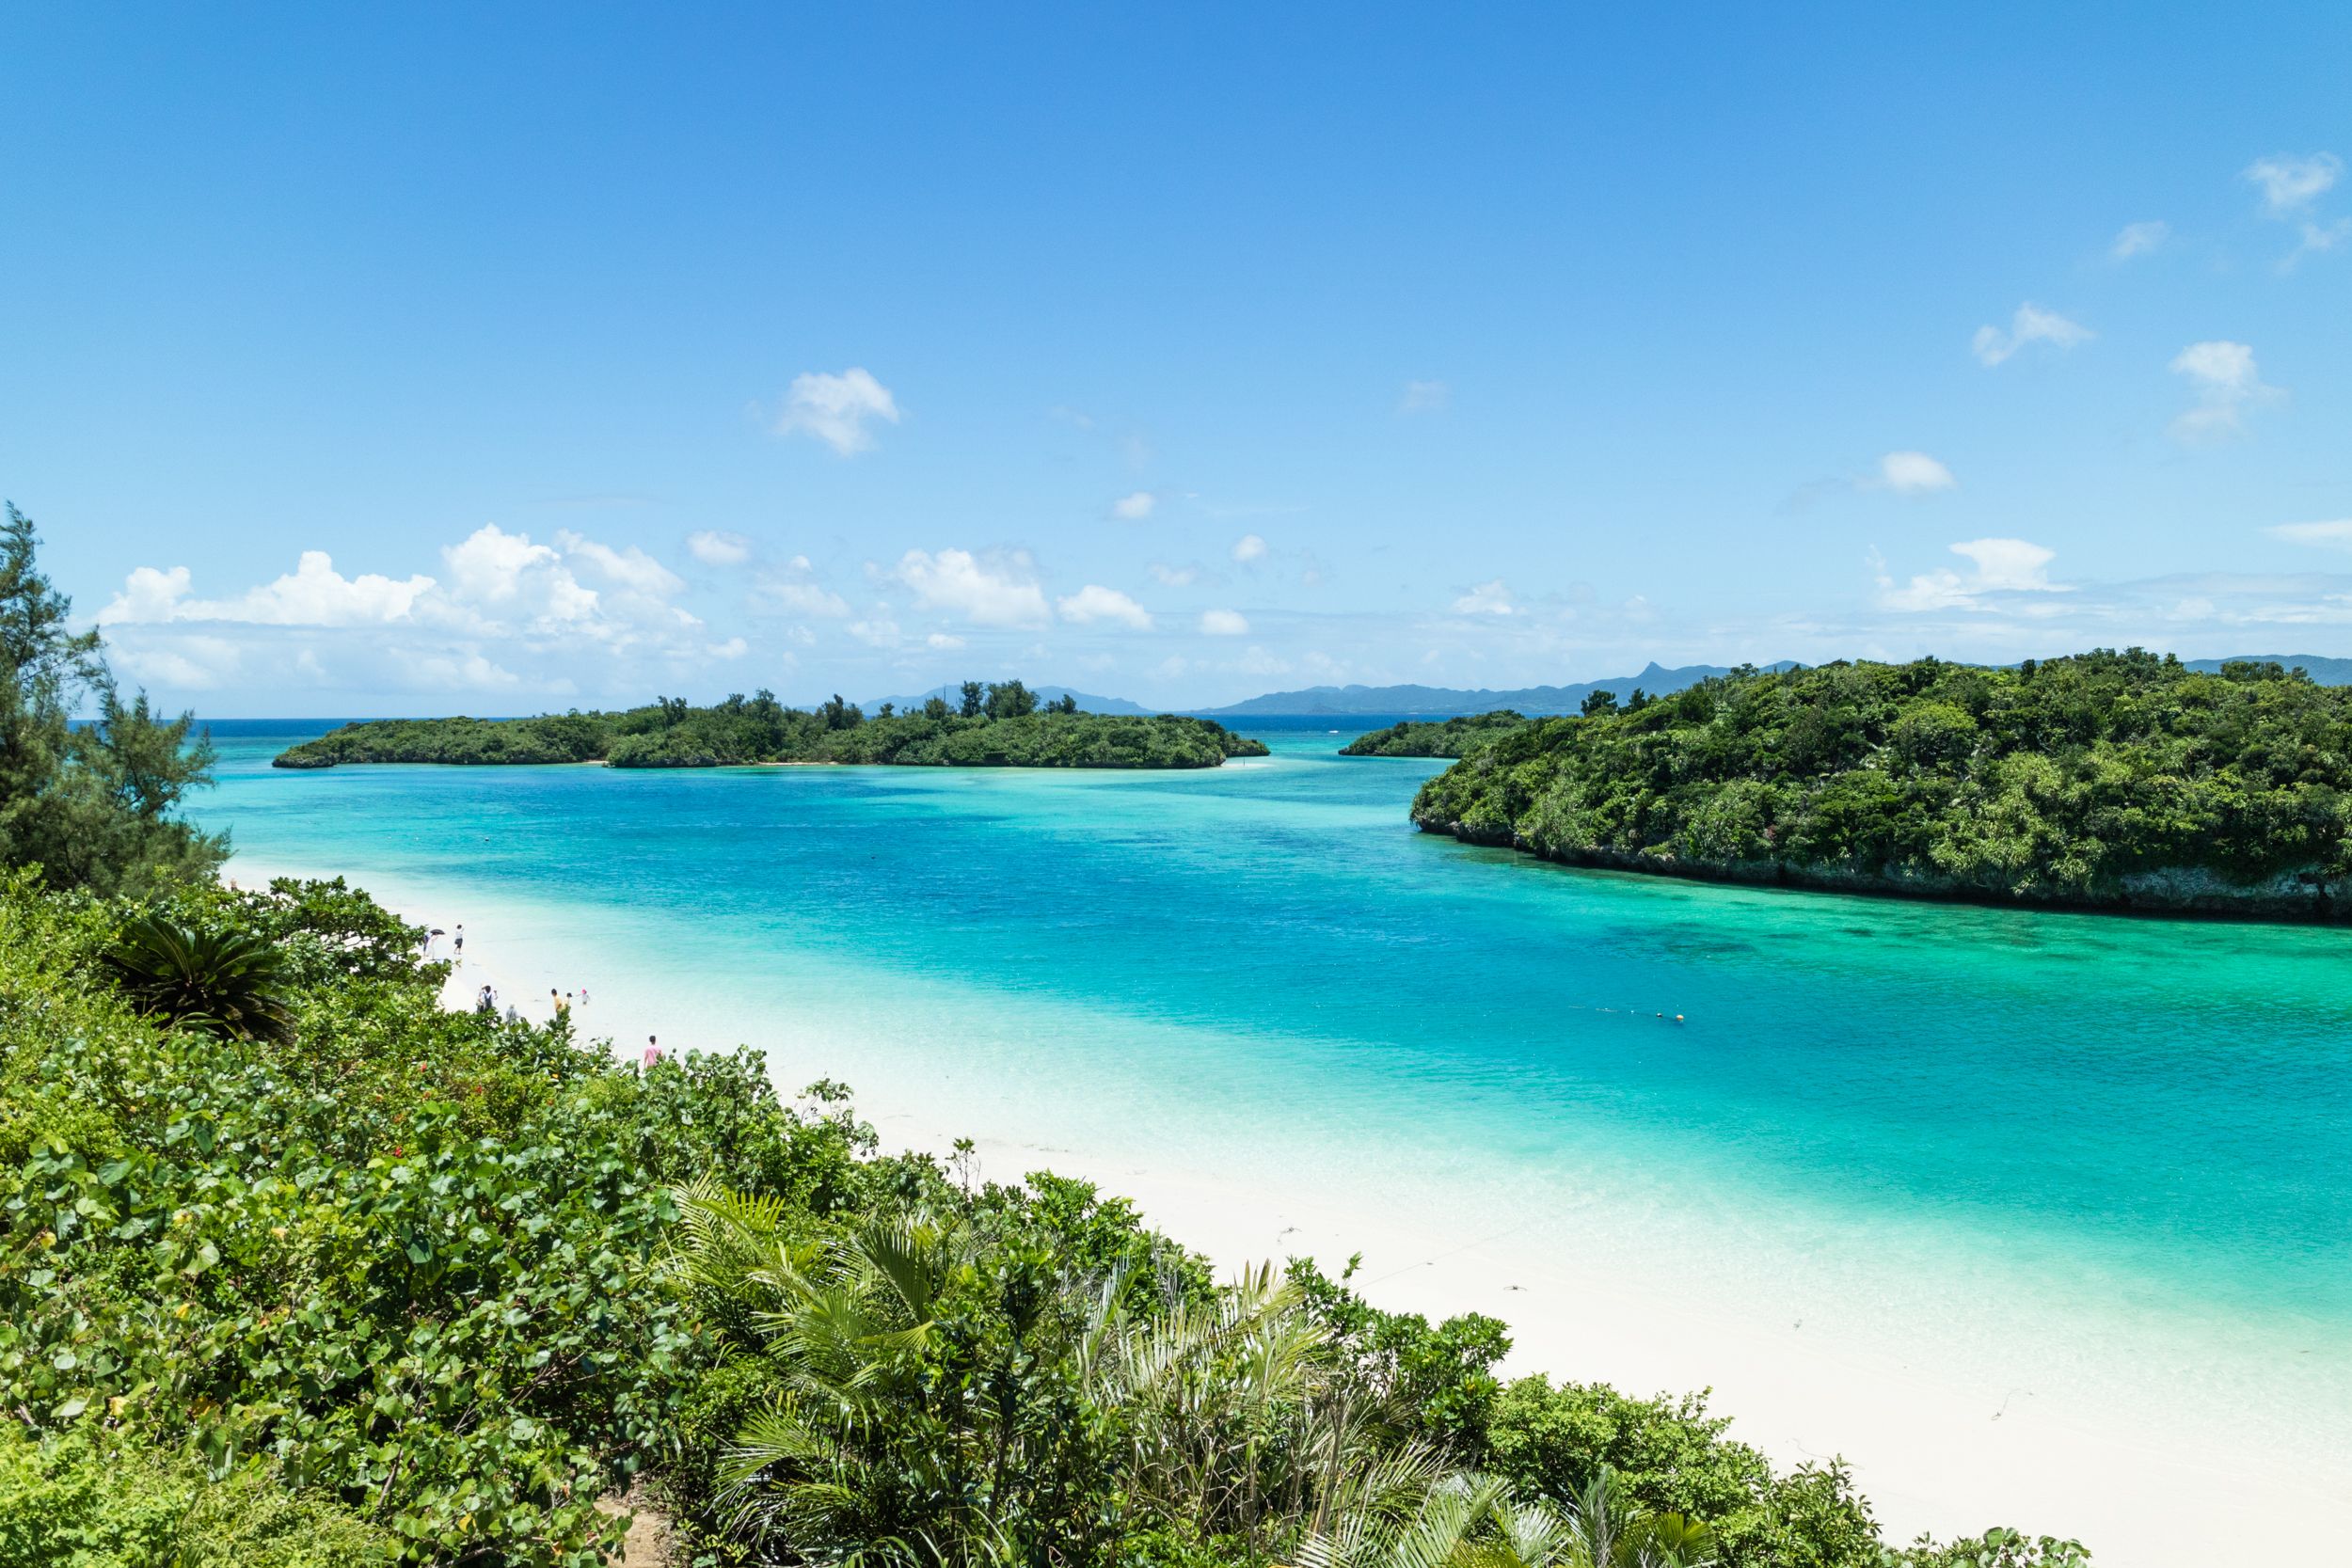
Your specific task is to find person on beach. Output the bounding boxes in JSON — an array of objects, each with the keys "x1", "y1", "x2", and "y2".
[
  {"x1": 643, "y1": 1035, "x2": 661, "y2": 1067},
  {"x1": 453, "y1": 924, "x2": 464, "y2": 961},
  {"x1": 551, "y1": 988, "x2": 569, "y2": 1016}
]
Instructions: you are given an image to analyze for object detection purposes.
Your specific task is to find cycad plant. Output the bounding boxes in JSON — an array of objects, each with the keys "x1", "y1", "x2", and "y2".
[
  {"x1": 102, "y1": 911, "x2": 294, "y2": 1043},
  {"x1": 672, "y1": 1182, "x2": 1430, "y2": 1563},
  {"x1": 1290, "y1": 1465, "x2": 1715, "y2": 1568}
]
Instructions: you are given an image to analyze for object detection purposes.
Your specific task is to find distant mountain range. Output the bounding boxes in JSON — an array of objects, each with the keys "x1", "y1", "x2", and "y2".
[
  {"x1": 1194, "y1": 662, "x2": 1804, "y2": 717},
  {"x1": 866, "y1": 683, "x2": 1151, "y2": 716},
  {"x1": 870, "y1": 655, "x2": 2352, "y2": 723}
]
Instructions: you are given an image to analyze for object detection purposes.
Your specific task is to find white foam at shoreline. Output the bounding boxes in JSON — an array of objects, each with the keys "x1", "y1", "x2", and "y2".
[{"x1": 231, "y1": 853, "x2": 2352, "y2": 1564}]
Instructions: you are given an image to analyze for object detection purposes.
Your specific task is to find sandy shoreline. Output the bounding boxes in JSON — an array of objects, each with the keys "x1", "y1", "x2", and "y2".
[{"x1": 235, "y1": 855, "x2": 2347, "y2": 1564}]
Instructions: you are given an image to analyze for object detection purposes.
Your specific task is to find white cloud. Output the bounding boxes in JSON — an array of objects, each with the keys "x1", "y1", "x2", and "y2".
[
  {"x1": 1875, "y1": 451, "x2": 1959, "y2": 494},
  {"x1": 555, "y1": 531, "x2": 683, "y2": 597},
  {"x1": 2109, "y1": 221, "x2": 2169, "y2": 261},
  {"x1": 2169, "y1": 341, "x2": 2283, "y2": 443},
  {"x1": 688, "y1": 530, "x2": 753, "y2": 566},
  {"x1": 1111, "y1": 491, "x2": 1156, "y2": 520},
  {"x1": 1199, "y1": 609, "x2": 1249, "y2": 636},
  {"x1": 893, "y1": 547, "x2": 1050, "y2": 627},
  {"x1": 1451, "y1": 579, "x2": 1516, "y2": 616},
  {"x1": 2285, "y1": 216, "x2": 2351, "y2": 268},
  {"x1": 2245, "y1": 152, "x2": 2342, "y2": 214},
  {"x1": 1057, "y1": 584, "x2": 1153, "y2": 629},
  {"x1": 772, "y1": 367, "x2": 900, "y2": 454},
  {"x1": 99, "y1": 552, "x2": 436, "y2": 627},
  {"x1": 1971, "y1": 303, "x2": 2092, "y2": 367},
  {"x1": 848, "y1": 619, "x2": 901, "y2": 647},
  {"x1": 758, "y1": 578, "x2": 851, "y2": 618},
  {"x1": 1399, "y1": 379, "x2": 1450, "y2": 414},
  {"x1": 1879, "y1": 538, "x2": 2065, "y2": 611},
  {"x1": 926, "y1": 632, "x2": 966, "y2": 650},
  {"x1": 413, "y1": 652, "x2": 523, "y2": 690},
  {"x1": 1150, "y1": 562, "x2": 1199, "y2": 587},
  {"x1": 707, "y1": 636, "x2": 749, "y2": 659},
  {"x1": 2266, "y1": 519, "x2": 2352, "y2": 552},
  {"x1": 1232, "y1": 533, "x2": 1268, "y2": 563}
]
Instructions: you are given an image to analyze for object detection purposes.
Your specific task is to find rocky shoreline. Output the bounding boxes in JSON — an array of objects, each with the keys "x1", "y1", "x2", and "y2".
[{"x1": 1414, "y1": 816, "x2": 2346, "y2": 922}]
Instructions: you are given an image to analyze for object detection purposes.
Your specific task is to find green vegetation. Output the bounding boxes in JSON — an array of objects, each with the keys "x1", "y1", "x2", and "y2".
[
  {"x1": 0, "y1": 549, "x2": 2087, "y2": 1561},
  {"x1": 1342, "y1": 711, "x2": 1528, "y2": 758},
  {"x1": 0, "y1": 503, "x2": 223, "y2": 896},
  {"x1": 1411, "y1": 650, "x2": 2352, "y2": 916},
  {"x1": 1, "y1": 868, "x2": 2087, "y2": 1566},
  {"x1": 274, "y1": 682, "x2": 1268, "y2": 771}
]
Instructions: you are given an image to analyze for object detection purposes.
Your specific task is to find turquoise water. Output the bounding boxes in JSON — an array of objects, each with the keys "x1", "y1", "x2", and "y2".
[{"x1": 193, "y1": 722, "x2": 2352, "y2": 1476}]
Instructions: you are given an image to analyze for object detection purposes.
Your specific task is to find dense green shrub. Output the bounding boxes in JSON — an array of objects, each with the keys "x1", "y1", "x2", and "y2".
[
  {"x1": 1412, "y1": 650, "x2": 2352, "y2": 913},
  {"x1": 0, "y1": 1425, "x2": 392, "y2": 1567},
  {"x1": 1340, "y1": 711, "x2": 1528, "y2": 758}
]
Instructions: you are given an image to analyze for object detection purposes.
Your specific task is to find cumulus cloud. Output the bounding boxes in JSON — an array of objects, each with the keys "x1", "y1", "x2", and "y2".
[
  {"x1": 555, "y1": 531, "x2": 684, "y2": 597},
  {"x1": 1971, "y1": 303, "x2": 2092, "y2": 367},
  {"x1": 688, "y1": 530, "x2": 753, "y2": 566},
  {"x1": 90, "y1": 524, "x2": 743, "y2": 705},
  {"x1": 894, "y1": 547, "x2": 1050, "y2": 627},
  {"x1": 772, "y1": 367, "x2": 900, "y2": 454},
  {"x1": 1398, "y1": 379, "x2": 1450, "y2": 414},
  {"x1": 1878, "y1": 538, "x2": 2066, "y2": 611},
  {"x1": 926, "y1": 632, "x2": 966, "y2": 650},
  {"x1": 848, "y1": 619, "x2": 901, "y2": 647},
  {"x1": 757, "y1": 577, "x2": 851, "y2": 618},
  {"x1": 1232, "y1": 533, "x2": 1268, "y2": 563},
  {"x1": 2109, "y1": 221, "x2": 2169, "y2": 261},
  {"x1": 2245, "y1": 152, "x2": 2342, "y2": 214},
  {"x1": 1451, "y1": 579, "x2": 1516, "y2": 616},
  {"x1": 707, "y1": 636, "x2": 749, "y2": 659},
  {"x1": 99, "y1": 552, "x2": 435, "y2": 627},
  {"x1": 1199, "y1": 609, "x2": 1249, "y2": 636},
  {"x1": 1111, "y1": 491, "x2": 1156, "y2": 520},
  {"x1": 1874, "y1": 451, "x2": 1959, "y2": 494},
  {"x1": 1057, "y1": 584, "x2": 1153, "y2": 629},
  {"x1": 2169, "y1": 341, "x2": 2283, "y2": 443},
  {"x1": 2266, "y1": 518, "x2": 2352, "y2": 552}
]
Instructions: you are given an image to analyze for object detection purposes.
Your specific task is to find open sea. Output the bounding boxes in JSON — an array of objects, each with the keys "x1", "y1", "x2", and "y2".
[{"x1": 191, "y1": 719, "x2": 2352, "y2": 1530}]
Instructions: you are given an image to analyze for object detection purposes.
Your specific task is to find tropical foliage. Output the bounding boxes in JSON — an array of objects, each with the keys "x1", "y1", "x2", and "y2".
[
  {"x1": 1411, "y1": 651, "x2": 2352, "y2": 916},
  {"x1": 1341, "y1": 713, "x2": 1528, "y2": 759},
  {"x1": 0, "y1": 502, "x2": 224, "y2": 895},
  {"x1": 0, "y1": 870, "x2": 2082, "y2": 1566},
  {"x1": 274, "y1": 683, "x2": 1268, "y2": 771},
  {"x1": 101, "y1": 911, "x2": 296, "y2": 1043}
]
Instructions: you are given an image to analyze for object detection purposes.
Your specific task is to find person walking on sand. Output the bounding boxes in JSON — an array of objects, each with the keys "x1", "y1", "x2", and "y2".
[
  {"x1": 551, "y1": 988, "x2": 569, "y2": 1017},
  {"x1": 453, "y1": 924, "x2": 464, "y2": 961},
  {"x1": 643, "y1": 1035, "x2": 661, "y2": 1067}
]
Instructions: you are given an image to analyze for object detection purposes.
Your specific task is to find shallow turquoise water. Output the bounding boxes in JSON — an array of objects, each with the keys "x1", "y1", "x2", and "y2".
[{"x1": 193, "y1": 722, "x2": 2352, "y2": 1465}]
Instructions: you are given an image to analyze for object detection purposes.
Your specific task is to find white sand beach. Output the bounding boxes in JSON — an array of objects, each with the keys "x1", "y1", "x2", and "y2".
[{"x1": 243, "y1": 857, "x2": 2347, "y2": 1567}]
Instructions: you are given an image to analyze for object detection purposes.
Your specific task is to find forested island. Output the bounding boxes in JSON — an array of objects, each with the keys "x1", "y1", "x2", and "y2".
[
  {"x1": 1342, "y1": 709, "x2": 1530, "y2": 757},
  {"x1": 0, "y1": 508, "x2": 2081, "y2": 1565},
  {"x1": 273, "y1": 681, "x2": 1268, "y2": 770},
  {"x1": 1412, "y1": 650, "x2": 2352, "y2": 918}
]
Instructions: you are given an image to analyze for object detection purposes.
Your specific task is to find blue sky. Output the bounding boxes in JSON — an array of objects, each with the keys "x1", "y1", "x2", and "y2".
[{"x1": 5, "y1": 3, "x2": 2348, "y2": 714}]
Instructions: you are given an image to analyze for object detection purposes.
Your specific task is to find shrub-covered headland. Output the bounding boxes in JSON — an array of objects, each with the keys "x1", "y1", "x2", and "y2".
[{"x1": 1411, "y1": 651, "x2": 2352, "y2": 918}]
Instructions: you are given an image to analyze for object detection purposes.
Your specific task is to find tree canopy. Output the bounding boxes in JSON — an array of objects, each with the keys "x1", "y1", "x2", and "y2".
[
  {"x1": 0, "y1": 502, "x2": 223, "y2": 895},
  {"x1": 275, "y1": 687, "x2": 1268, "y2": 771},
  {"x1": 1411, "y1": 650, "x2": 2352, "y2": 917}
]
